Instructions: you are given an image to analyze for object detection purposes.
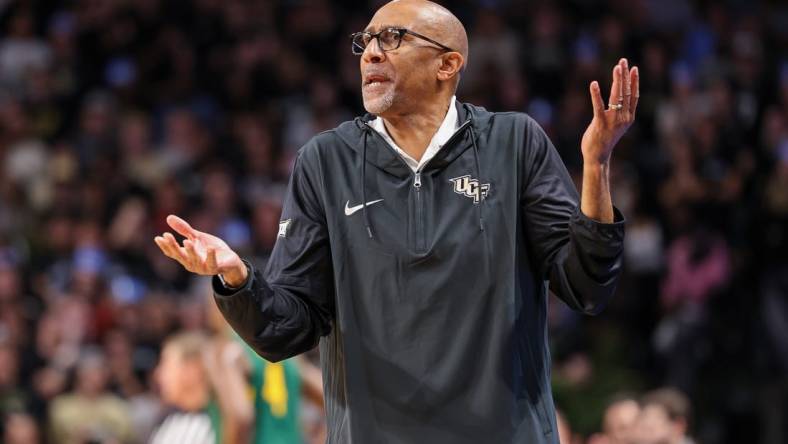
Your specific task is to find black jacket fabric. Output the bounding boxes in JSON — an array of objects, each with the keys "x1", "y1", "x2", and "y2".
[{"x1": 212, "y1": 101, "x2": 625, "y2": 443}]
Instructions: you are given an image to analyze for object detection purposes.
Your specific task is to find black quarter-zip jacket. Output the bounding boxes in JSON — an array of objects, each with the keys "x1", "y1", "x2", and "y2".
[{"x1": 213, "y1": 101, "x2": 625, "y2": 444}]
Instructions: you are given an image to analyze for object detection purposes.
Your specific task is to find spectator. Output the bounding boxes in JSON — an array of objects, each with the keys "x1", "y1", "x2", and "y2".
[
  {"x1": 588, "y1": 395, "x2": 641, "y2": 444},
  {"x1": 204, "y1": 291, "x2": 326, "y2": 444},
  {"x1": 150, "y1": 331, "x2": 250, "y2": 444},
  {"x1": 633, "y1": 388, "x2": 695, "y2": 444},
  {"x1": 48, "y1": 348, "x2": 133, "y2": 444},
  {"x1": 0, "y1": 343, "x2": 29, "y2": 419},
  {"x1": 3, "y1": 411, "x2": 41, "y2": 444},
  {"x1": 0, "y1": 8, "x2": 52, "y2": 90}
]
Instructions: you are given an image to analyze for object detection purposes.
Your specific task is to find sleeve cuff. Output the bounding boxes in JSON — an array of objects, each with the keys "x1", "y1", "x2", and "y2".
[
  {"x1": 571, "y1": 206, "x2": 626, "y2": 244},
  {"x1": 212, "y1": 259, "x2": 254, "y2": 298}
]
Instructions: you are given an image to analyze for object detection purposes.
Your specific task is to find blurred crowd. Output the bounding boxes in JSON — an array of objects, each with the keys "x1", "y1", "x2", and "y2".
[{"x1": 0, "y1": 0, "x2": 786, "y2": 443}]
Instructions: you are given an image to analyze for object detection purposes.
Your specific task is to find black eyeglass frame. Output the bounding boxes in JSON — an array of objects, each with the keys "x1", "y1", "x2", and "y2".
[{"x1": 350, "y1": 27, "x2": 455, "y2": 55}]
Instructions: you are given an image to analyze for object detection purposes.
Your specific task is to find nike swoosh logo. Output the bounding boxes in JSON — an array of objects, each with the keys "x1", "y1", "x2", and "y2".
[{"x1": 345, "y1": 199, "x2": 384, "y2": 216}]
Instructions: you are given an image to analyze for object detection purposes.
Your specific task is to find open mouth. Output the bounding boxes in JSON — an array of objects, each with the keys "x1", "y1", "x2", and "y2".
[{"x1": 363, "y1": 74, "x2": 391, "y2": 87}]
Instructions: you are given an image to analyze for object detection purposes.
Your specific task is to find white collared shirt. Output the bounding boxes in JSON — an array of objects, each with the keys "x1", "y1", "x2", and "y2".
[{"x1": 369, "y1": 96, "x2": 458, "y2": 172}]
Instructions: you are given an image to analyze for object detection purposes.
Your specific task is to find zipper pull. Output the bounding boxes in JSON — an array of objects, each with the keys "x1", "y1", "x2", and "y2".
[{"x1": 414, "y1": 172, "x2": 422, "y2": 189}]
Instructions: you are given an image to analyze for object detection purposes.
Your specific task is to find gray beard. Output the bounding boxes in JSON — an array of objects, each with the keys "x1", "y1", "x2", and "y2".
[{"x1": 363, "y1": 89, "x2": 395, "y2": 115}]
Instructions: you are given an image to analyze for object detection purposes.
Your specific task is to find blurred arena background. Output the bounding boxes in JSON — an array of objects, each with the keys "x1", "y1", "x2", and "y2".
[{"x1": 0, "y1": 0, "x2": 787, "y2": 443}]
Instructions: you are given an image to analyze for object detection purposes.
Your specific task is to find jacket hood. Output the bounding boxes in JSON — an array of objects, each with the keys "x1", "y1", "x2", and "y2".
[{"x1": 333, "y1": 101, "x2": 494, "y2": 179}]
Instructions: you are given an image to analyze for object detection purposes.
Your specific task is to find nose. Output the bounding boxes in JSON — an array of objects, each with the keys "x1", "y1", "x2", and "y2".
[{"x1": 362, "y1": 37, "x2": 386, "y2": 64}]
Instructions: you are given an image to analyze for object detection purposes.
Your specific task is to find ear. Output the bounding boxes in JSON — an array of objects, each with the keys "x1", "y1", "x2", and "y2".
[
  {"x1": 436, "y1": 52, "x2": 464, "y2": 82},
  {"x1": 674, "y1": 418, "x2": 688, "y2": 437}
]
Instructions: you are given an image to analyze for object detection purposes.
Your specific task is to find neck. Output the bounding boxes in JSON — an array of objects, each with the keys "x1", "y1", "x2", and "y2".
[
  {"x1": 77, "y1": 389, "x2": 102, "y2": 400},
  {"x1": 381, "y1": 95, "x2": 452, "y2": 162}
]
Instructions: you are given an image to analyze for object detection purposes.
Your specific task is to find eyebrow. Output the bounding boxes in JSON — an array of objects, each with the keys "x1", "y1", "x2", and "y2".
[{"x1": 363, "y1": 23, "x2": 404, "y2": 33}]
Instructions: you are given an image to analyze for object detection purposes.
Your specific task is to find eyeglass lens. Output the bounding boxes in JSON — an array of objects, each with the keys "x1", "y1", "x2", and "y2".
[{"x1": 352, "y1": 29, "x2": 402, "y2": 55}]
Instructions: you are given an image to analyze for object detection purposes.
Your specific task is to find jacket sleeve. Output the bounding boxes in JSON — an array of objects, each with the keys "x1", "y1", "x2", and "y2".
[
  {"x1": 520, "y1": 117, "x2": 625, "y2": 315},
  {"x1": 212, "y1": 150, "x2": 334, "y2": 362}
]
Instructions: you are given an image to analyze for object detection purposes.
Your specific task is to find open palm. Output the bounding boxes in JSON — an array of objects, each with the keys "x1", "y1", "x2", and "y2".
[
  {"x1": 154, "y1": 215, "x2": 244, "y2": 277},
  {"x1": 581, "y1": 58, "x2": 639, "y2": 164}
]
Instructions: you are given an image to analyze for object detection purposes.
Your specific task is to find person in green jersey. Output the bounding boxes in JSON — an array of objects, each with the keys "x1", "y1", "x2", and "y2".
[
  {"x1": 205, "y1": 292, "x2": 325, "y2": 444},
  {"x1": 235, "y1": 333, "x2": 303, "y2": 444}
]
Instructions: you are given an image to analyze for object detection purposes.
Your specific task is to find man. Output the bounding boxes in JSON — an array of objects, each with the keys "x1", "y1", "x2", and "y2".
[
  {"x1": 603, "y1": 396, "x2": 641, "y2": 444},
  {"x1": 0, "y1": 343, "x2": 28, "y2": 425},
  {"x1": 48, "y1": 349, "x2": 133, "y2": 444},
  {"x1": 154, "y1": 1, "x2": 637, "y2": 442},
  {"x1": 632, "y1": 389, "x2": 695, "y2": 444},
  {"x1": 588, "y1": 396, "x2": 641, "y2": 444},
  {"x1": 150, "y1": 331, "x2": 250, "y2": 444},
  {"x1": 3, "y1": 412, "x2": 41, "y2": 444}
]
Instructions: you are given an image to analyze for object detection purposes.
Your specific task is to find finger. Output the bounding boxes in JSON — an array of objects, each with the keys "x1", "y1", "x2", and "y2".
[
  {"x1": 166, "y1": 214, "x2": 198, "y2": 240},
  {"x1": 589, "y1": 81, "x2": 605, "y2": 119},
  {"x1": 155, "y1": 235, "x2": 189, "y2": 268},
  {"x1": 155, "y1": 233, "x2": 179, "y2": 259},
  {"x1": 621, "y1": 58, "x2": 631, "y2": 116},
  {"x1": 154, "y1": 236, "x2": 174, "y2": 259},
  {"x1": 630, "y1": 66, "x2": 640, "y2": 119},
  {"x1": 183, "y1": 239, "x2": 200, "y2": 271},
  {"x1": 608, "y1": 64, "x2": 622, "y2": 110},
  {"x1": 163, "y1": 232, "x2": 191, "y2": 265}
]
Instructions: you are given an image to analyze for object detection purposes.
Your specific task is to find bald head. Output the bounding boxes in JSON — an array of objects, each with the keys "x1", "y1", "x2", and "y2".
[{"x1": 375, "y1": 0, "x2": 468, "y2": 69}]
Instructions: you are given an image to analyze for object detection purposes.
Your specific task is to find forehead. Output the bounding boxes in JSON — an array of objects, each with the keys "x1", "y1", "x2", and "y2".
[
  {"x1": 365, "y1": 2, "x2": 432, "y2": 33},
  {"x1": 641, "y1": 405, "x2": 671, "y2": 422},
  {"x1": 160, "y1": 345, "x2": 181, "y2": 363},
  {"x1": 609, "y1": 400, "x2": 639, "y2": 418}
]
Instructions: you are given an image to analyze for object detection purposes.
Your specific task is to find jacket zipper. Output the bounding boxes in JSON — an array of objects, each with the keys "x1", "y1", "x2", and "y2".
[
  {"x1": 408, "y1": 120, "x2": 469, "y2": 253},
  {"x1": 363, "y1": 119, "x2": 473, "y2": 254},
  {"x1": 414, "y1": 171, "x2": 424, "y2": 252}
]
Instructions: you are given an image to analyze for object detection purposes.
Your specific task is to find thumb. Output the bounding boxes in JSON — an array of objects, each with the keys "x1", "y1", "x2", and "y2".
[{"x1": 589, "y1": 81, "x2": 605, "y2": 119}]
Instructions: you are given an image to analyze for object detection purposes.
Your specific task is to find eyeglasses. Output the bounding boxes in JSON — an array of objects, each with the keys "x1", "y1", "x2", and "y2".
[{"x1": 350, "y1": 27, "x2": 454, "y2": 56}]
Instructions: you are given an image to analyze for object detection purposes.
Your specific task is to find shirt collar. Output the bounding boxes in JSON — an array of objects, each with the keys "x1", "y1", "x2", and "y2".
[{"x1": 369, "y1": 95, "x2": 458, "y2": 172}]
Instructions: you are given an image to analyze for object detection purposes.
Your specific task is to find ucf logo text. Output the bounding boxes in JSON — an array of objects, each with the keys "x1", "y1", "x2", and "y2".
[{"x1": 449, "y1": 175, "x2": 490, "y2": 204}]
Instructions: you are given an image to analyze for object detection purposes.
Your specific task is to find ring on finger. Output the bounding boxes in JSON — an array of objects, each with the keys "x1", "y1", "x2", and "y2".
[{"x1": 609, "y1": 103, "x2": 623, "y2": 111}]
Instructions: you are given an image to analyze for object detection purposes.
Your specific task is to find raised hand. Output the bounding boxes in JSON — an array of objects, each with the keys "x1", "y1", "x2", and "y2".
[
  {"x1": 582, "y1": 58, "x2": 639, "y2": 164},
  {"x1": 154, "y1": 215, "x2": 248, "y2": 287}
]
